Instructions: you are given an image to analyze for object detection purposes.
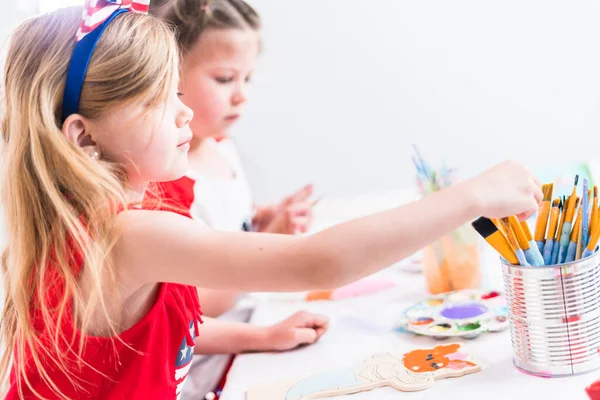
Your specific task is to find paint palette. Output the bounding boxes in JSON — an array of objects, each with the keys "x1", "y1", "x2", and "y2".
[{"x1": 397, "y1": 289, "x2": 509, "y2": 339}]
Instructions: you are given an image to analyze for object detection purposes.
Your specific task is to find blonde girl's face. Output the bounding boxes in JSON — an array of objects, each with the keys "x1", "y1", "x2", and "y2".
[
  {"x1": 180, "y1": 28, "x2": 260, "y2": 141},
  {"x1": 85, "y1": 79, "x2": 194, "y2": 186}
]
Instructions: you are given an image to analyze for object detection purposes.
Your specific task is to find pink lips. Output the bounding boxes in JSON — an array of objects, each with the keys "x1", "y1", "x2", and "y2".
[
  {"x1": 177, "y1": 137, "x2": 192, "y2": 147},
  {"x1": 224, "y1": 114, "x2": 239, "y2": 122}
]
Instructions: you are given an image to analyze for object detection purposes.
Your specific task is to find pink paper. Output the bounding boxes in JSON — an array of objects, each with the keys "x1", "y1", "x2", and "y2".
[{"x1": 330, "y1": 279, "x2": 396, "y2": 300}]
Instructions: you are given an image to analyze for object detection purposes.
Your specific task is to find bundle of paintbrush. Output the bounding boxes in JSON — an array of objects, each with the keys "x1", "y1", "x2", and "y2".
[
  {"x1": 412, "y1": 145, "x2": 474, "y2": 247},
  {"x1": 412, "y1": 144, "x2": 456, "y2": 196},
  {"x1": 472, "y1": 175, "x2": 600, "y2": 267}
]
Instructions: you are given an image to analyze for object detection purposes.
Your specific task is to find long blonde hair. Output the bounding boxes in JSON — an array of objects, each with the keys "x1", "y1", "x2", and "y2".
[{"x1": 0, "y1": 7, "x2": 178, "y2": 399}]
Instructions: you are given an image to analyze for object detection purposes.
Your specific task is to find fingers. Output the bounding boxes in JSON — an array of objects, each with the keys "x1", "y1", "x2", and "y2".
[
  {"x1": 516, "y1": 207, "x2": 536, "y2": 221},
  {"x1": 289, "y1": 311, "x2": 330, "y2": 329},
  {"x1": 286, "y1": 203, "x2": 313, "y2": 234},
  {"x1": 291, "y1": 216, "x2": 311, "y2": 234},
  {"x1": 533, "y1": 185, "x2": 543, "y2": 206},
  {"x1": 290, "y1": 184, "x2": 314, "y2": 202},
  {"x1": 290, "y1": 311, "x2": 329, "y2": 344},
  {"x1": 293, "y1": 327, "x2": 319, "y2": 345}
]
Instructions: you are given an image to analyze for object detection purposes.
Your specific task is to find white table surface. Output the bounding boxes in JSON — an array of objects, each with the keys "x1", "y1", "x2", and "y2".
[{"x1": 219, "y1": 191, "x2": 598, "y2": 400}]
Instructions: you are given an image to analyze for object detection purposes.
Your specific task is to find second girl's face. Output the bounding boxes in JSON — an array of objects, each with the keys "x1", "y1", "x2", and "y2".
[{"x1": 179, "y1": 28, "x2": 260, "y2": 142}]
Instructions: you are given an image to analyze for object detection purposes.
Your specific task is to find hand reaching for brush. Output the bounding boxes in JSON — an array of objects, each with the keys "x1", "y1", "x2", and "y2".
[{"x1": 467, "y1": 160, "x2": 543, "y2": 221}]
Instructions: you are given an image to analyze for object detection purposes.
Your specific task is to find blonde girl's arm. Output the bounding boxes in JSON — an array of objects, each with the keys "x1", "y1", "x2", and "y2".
[{"x1": 114, "y1": 161, "x2": 542, "y2": 292}]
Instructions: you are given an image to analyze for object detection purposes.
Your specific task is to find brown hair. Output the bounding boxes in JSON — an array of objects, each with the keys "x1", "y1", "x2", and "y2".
[{"x1": 150, "y1": 0, "x2": 261, "y2": 53}]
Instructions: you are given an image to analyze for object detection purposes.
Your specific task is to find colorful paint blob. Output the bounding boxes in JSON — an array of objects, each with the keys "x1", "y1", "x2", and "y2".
[
  {"x1": 429, "y1": 323, "x2": 452, "y2": 333},
  {"x1": 457, "y1": 322, "x2": 481, "y2": 331},
  {"x1": 426, "y1": 298, "x2": 445, "y2": 307},
  {"x1": 481, "y1": 291, "x2": 500, "y2": 300},
  {"x1": 398, "y1": 289, "x2": 509, "y2": 338},
  {"x1": 409, "y1": 317, "x2": 434, "y2": 326},
  {"x1": 440, "y1": 303, "x2": 487, "y2": 319}
]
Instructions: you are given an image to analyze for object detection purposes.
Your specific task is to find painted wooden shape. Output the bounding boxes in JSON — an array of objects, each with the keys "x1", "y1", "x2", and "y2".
[{"x1": 246, "y1": 343, "x2": 480, "y2": 400}]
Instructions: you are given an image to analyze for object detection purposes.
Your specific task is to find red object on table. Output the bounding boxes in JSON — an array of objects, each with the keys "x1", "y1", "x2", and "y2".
[{"x1": 586, "y1": 379, "x2": 600, "y2": 399}]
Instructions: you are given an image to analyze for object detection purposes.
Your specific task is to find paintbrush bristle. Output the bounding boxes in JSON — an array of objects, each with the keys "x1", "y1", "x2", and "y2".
[
  {"x1": 595, "y1": 186, "x2": 598, "y2": 199},
  {"x1": 575, "y1": 175, "x2": 579, "y2": 186},
  {"x1": 553, "y1": 199, "x2": 561, "y2": 207},
  {"x1": 471, "y1": 217, "x2": 499, "y2": 239},
  {"x1": 545, "y1": 183, "x2": 554, "y2": 201}
]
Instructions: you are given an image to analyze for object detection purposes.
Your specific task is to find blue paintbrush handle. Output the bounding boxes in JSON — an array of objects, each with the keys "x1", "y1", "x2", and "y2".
[
  {"x1": 527, "y1": 240, "x2": 544, "y2": 266},
  {"x1": 582, "y1": 248, "x2": 595, "y2": 259},
  {"x1": 557, "y1": 221, "x2": 573, "y2": 263},
  {"x1": 515, "y1": 249, "x2": 530, "y2": 266},
  {"x1": 551, "y1": 239, "x2": 561, "y2": 265},
  {"x1": 524, "y1": 249, "x2": 541, "y2": 266},
  {"x1": 543, "y1": 239, "x2": 555, "y2": 265},
  {"x1": 536, "y1": 240, "x2": 545, "y2": 254},
  {"x1": 564, "y1": 241, "x2": 577, "y2": 263}
]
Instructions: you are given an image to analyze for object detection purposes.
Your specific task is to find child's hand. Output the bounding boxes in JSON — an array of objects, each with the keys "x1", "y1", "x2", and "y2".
[
  {"x1": 254, "y1": 184, "x2": 315, "y2": 234},
  {"x1": 265, "y1": 311, "x2": 329, "y2": 352},
  {"x1": 465, "y1": 160, "x2": 543, "y2": 221}
]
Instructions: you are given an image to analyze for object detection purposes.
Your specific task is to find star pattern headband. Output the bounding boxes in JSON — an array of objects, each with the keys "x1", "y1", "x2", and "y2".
[{"x1": 61, "y1": 0, "x2": 150, "y2": 122}]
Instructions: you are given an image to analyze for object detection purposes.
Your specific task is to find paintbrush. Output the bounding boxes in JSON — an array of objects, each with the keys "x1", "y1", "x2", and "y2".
[
  {"x1": 557, "y1": 176, "x2": 579, "y2": 263},
  {"x1": 502, "y1": 218, "x2": 530, "y2": 266},
  {"x1": 534, "y1": 183, "x2": 553, "y2": 253},
  {"x1": 591, "y1": 186, "x2": 598, "y2": 239},
  {"x1": 471, "y1": 217, "x2": 519, "y2": 265},
  {"x1": 520, "y1": 219, "x2": 544, "y2": 266},
  {"x1": 310, "y1": 195, "x2": 323, "y2": 208},
  {"x1": 576, "y1": 214, "x2": 584, "y2": 260},
  {"x1": 582, "y1": 179, "x2": 590, "y2": 249},
  {"x1": 508, "y1": 216, "x2": 542, "y2": 266},
  {"x1": 564, "y1": 206, "x2": 582, "y2": 263},
  {"x1": 551, "y1": 197, "x2": 567, "y2": 265},
  {"x1": 543, "y1": 199, "x2": 561, "y2": 265},
  {"x1": 583, "y1": 215, "x2": 600, "y2": 258},
  {"x1": 491, "y1": 218, "x2": 506, "y2": 236}
]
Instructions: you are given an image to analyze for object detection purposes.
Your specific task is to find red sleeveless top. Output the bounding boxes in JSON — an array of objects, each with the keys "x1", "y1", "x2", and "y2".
[{"x1": 6, "y1": 230, "x2": 203, "y2": 399}]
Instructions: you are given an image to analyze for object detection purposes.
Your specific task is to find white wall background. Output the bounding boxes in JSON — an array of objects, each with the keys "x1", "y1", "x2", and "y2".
[
  {"x1": 6, "y1": 0, "x2": 600, "y2": 203},
  {"x1": 234, "y1": 0, "x2": 600, "y2": 202}
]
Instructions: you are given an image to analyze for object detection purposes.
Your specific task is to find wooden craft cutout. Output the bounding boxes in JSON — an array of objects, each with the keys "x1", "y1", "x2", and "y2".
[{"x1": 246, "y1": 343, "x2": 480, "y2": 400}]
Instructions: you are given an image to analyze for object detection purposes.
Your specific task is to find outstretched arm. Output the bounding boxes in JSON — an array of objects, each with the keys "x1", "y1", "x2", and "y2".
[{"x1": 115, "y1": 161, "x2": 541, "y2": 293}]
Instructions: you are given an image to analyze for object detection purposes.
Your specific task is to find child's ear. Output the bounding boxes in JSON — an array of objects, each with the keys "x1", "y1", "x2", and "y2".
[
  {"x1": 62, "y1": 114, "x2": 100, "y2": 160},
  {"x1": 62, "y1": 113, "x2": 86, "y2": 147}
]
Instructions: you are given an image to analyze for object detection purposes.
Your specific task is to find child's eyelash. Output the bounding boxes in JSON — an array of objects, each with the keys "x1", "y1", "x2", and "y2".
[{"x1": 177, "y1": 92, "x2": 184, "y2": 97}]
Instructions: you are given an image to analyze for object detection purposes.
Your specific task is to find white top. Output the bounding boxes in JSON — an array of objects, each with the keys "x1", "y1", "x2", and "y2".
[{"x1": 186, "y1": 138, "x2": 254, "y2": 232}]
